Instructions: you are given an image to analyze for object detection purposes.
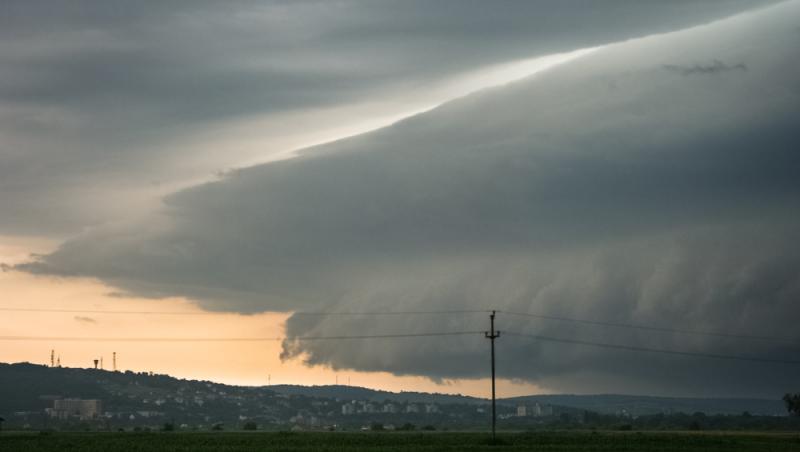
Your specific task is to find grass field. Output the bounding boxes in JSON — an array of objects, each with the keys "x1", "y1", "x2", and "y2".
[{"x1": 1, "y1": 431, "x2": 799, "y2": 452}]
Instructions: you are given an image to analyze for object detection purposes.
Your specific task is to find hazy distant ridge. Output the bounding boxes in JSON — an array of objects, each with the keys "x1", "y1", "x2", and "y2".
[
  {"x1": 268, "y1": 384, "x2": 484, "y2": 405},
  {"x1": 0, "y1": 363, "x2": 785, "y2": 416},
  {"x1": 501, "y1": 394, "x2": 785, "y2": 416}
]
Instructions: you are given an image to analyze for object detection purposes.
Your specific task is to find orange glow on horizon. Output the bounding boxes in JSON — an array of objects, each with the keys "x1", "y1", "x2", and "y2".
[{"x1": 0, "y1": 235, "x2": 546, "y2": 399}]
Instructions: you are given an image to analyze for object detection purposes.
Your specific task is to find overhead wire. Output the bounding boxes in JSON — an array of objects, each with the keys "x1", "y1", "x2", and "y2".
[
  {"x1": 0, "y1": 307, "x2": 489, "y2": 316},
  {"x1": 0, "y1": 307, "x2": 217, "y2": 316},
  {"x1": 503, "y1": 331, "x2": 800, "y2": 365},
  {"x1": 2, "y1": 306, "x2": 791, "y2": 346},
  {"x1": 498, "y1": 309, "x2": 799, "y2": 346},
  {"x1": 0, "y1": 331, "x2": 484, "y2": 342},
  {"x1": 292, "y1": 309, "x2": 491, "y2": 316},
  {"x1": 2, "y1": 306, "x2": 797, "y2": 366}
]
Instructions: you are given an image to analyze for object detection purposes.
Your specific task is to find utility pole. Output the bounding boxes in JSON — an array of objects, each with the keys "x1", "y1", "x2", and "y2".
[{"x1": 485, "y1": 310, "x2": 500, "y2": 442}]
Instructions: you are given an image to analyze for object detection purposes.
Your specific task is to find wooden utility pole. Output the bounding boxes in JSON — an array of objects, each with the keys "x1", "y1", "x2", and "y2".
[{"x1": 485, "y1": 310, "x2": 500, "y2": 442}]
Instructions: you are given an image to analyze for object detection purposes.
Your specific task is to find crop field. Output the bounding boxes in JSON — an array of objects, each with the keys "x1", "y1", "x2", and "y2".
[{"x1": 1, "y1": 431, "x2": 799, "y2": 452}]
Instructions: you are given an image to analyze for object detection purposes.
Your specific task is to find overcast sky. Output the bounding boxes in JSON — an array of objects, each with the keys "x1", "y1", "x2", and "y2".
[
  {"x1": 0, "y1": 0, "x2": 781, "y2": 236},
  {"x1": 3, "y1": 0, "x2": 799, "y2": 397}
]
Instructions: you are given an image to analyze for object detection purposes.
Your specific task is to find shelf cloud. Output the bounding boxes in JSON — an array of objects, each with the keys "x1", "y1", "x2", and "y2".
[
  {"x1": 12, "y1": 1, "x2": 800, "y2": 396},
  {"x1": 0, "y1": 0, "x2": 779, "y2": 236}
]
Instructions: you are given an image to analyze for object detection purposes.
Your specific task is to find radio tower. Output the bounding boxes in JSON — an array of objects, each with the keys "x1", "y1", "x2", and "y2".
[{"x1": 50, "y1": 350, "x2": 55, "y2": 367}]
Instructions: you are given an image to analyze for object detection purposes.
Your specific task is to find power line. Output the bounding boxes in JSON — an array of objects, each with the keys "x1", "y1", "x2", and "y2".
[
  {"x1": 7, "y1": 305, "x2": 791, "y2": 345},
  {"x1": 503, "y1": 331, "x2": 800, "y2": 365},
  {"x1": 292, "y1": 331, "x2": 484, "y2": 341},
  {"x1": 499, "y1": 310, "x2": 799, "y2": 346},
  {"x1": 0, "y1": 307, "x2": 217, "y2": 316},
  {"x1": 292, "y1": 309, "x2": 490, "y2": 316},
  {"x1": 4, "y1": 305, "x2": 796, "y2": 347},
  {"x1": 4, "y1": 306, "x2": 797, "y2": 364},
  {"x1": 0, "y1": 331, "x2": 484, "y2": 343},
  {"x1": 0, "y1": 307, "x2": 489, "y2": 317}
]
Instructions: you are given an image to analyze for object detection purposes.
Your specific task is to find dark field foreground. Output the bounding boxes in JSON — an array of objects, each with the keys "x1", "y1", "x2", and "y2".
[{"x1": 2, "y1": 431, "x2": 800, "y2": 452}]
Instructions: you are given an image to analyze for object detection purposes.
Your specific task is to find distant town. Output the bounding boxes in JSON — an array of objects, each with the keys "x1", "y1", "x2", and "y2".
[{"x1": 0, "y1": 363, "x2": 795, "y2": 432}]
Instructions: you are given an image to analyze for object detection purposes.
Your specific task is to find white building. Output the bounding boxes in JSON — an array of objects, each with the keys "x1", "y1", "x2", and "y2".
[
  {"x1": 533, "y1": 403, "x2": 553, "y2": 417},
  {"x1": 46, "y1": 399, "x2": 103, "y2": 420},
  {"x1": 362, "y1": 402, "x2": 377, "y2": 414}
]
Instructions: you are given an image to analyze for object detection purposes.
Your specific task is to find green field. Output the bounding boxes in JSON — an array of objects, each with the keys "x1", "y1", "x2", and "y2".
[{"x1": 1, "y1": 431, "x2": 799, "y2": 452}]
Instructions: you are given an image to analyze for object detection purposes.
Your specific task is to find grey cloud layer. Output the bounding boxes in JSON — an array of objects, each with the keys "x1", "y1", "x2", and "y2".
[
  {"x1": 19, "y1": 2, "x2": 800, "y2": 396},
  {"x1": 0, "y1": 0, "x2": 779, "y2": 235}
]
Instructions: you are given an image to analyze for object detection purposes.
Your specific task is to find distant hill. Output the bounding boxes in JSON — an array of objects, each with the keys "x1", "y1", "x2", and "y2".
[
  {"x1": 0, "y1": 362, "x2": 254, "y2": 413},
  {"x1": 0, "y1": 362, "x2": 787, "y2": 419},
  {"x1": 0, "y1": 363, "x2": 499, "y2": 430},
  {"x1": 269, "y1": 385, "x2": 786, "y2": 416},
  {"x1": 500, "y1": 394, "x2": 785, "y2": 416},
  {"x1": 268, "y1": 384, "x2": 484, "y2": 405}
]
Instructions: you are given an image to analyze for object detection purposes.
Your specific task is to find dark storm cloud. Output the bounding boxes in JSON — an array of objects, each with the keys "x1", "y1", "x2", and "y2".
[
  {"x1": 0, "y1": 0, "x2": 780, "y2": 235},
  {"x1": 17, "y1": 2, "x2": 800, "y2": 396},
  {"x1": 663, "y1": 60, "x2": 748, "y2": 76}
]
